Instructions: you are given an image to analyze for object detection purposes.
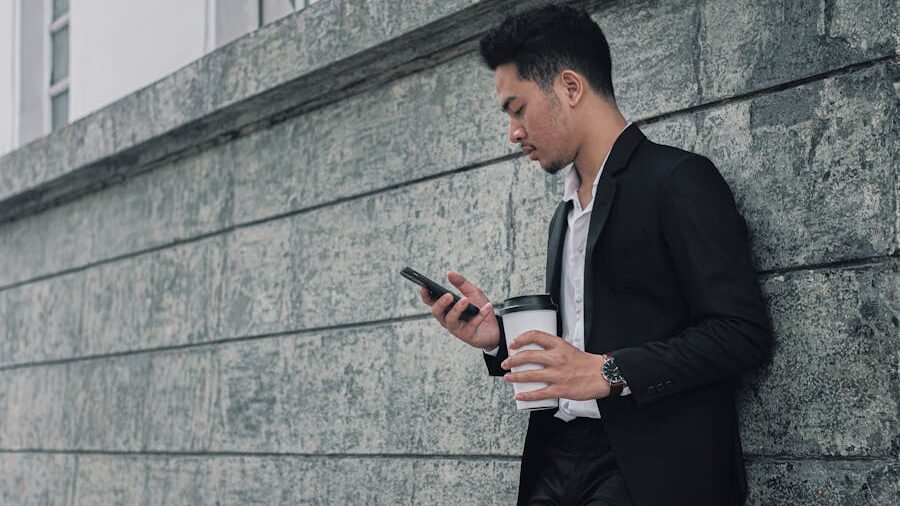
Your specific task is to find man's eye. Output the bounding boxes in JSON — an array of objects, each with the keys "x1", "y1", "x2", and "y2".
[{"x1": 514, "y1": 107, "x2": 524, "y2": 117}]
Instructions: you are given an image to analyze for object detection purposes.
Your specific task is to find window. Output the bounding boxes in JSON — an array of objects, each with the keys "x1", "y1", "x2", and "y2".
[
  {"x1": 215, "y1": 0, "x2": 316, "y2": 48},
  {"x1": 49, "y1": 0, "x2": 69, "y2": 131},
  {"x1": 260, "y1": 0, "x2": 296, "y2": 25}
]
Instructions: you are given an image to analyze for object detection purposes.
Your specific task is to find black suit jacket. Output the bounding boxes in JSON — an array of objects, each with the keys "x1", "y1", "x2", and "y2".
[{"x1": 484, "y1": 123, "x2": 772, "y2": 506}]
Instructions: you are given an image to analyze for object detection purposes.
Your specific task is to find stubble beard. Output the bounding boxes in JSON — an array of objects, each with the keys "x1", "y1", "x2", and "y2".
[{"x1": 541, "y1": 160, "x2": 566, "y2": 175}]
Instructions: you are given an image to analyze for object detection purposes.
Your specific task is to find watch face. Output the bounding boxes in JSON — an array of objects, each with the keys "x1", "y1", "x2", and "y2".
[{"x1": 602, "y1": 359, "x2": 624, "y2": 384}]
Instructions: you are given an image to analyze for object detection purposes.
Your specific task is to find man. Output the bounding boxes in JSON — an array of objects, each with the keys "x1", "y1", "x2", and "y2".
[{"x1": 418, "y1": 5, "x2": 772, "y2": 505}]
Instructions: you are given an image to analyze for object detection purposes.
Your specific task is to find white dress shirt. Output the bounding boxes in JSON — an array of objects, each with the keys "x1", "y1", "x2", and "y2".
[{"x1": 486, "y1": 121, "x2": 632, "y2": 422}]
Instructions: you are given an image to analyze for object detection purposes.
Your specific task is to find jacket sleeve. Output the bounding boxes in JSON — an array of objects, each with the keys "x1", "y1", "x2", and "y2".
[
  {"x1": 611, "y1": 154, "x2": 773, "y2": 408},
  {"x1": 482, "y1": 314, "x2": 510, "y2": 376}
]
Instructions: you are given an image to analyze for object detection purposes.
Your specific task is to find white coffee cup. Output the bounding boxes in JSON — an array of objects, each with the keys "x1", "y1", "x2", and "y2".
[{"x1": 497, "y1": 294, "x2": 559, "y2": 412}]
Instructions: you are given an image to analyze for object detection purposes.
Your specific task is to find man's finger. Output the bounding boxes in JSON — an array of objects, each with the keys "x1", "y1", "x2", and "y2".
[
  {"x1": 461, "y1": 301, "x2": 493, "y2": 333},
  {"x1": 447, "y1": 271, "x2": 484, "y2": 300},
  {"x1": 445, "y1": 296, "x2": 470, "y2": 329},
  {"x1": 504, "y1": 368, "x2": 552, "y2": 384},
  {"x1": 501, "y1": 350, "x2": 551, "y2": 370},
  {"x1": 430, "y1": 293, "x2": 453, "y2": 325},
  {"x1": 420, "y1": 286, "x2": 434, "y2": 305},
  {"x1": 515, "y1": 385, "x2": 559, "y2": 402},
  {"x1": 510, "y1": 330, "x2": 557, "y2": 350}
]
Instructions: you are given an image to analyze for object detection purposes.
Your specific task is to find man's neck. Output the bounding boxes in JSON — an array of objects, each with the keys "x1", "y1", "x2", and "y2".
[{"x1": 573, "y1": 115, "x2": 627, "y2": 189}]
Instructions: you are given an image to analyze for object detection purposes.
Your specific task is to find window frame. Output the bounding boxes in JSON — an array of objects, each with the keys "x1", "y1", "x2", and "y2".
[{"x1": 46, "y1": 0, "x2": 69, "y2": 131}]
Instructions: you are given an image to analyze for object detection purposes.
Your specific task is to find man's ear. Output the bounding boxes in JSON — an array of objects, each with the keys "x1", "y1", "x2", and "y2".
[{"x1": 559, "y1": 70, "x2": 585, "y2": 107}]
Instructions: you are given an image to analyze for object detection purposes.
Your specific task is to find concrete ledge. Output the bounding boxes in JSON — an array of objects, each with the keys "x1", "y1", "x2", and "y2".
[{"x1": 0, "y1": 0, "x2": 550, "y2": 223}]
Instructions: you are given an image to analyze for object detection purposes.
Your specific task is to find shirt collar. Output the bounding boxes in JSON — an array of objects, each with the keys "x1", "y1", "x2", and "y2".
[{"x1": 562, "y1": 120, "x2": 633, "y2": 204}]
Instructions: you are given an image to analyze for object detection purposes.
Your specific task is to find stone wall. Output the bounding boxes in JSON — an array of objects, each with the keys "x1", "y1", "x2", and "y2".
[{"x1": 0, "y1": 0, "x2": 896, "y2": 503}]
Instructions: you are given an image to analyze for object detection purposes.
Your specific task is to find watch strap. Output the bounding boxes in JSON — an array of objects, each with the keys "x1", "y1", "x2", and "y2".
[{"x1": 601, "y1": 354, "x2": 626, "y2": 396}]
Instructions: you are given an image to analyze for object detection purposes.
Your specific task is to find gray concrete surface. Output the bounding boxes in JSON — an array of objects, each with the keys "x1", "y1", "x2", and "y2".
[{"x1": 0, "y1": 0, "x2": 897, "y2": 504}]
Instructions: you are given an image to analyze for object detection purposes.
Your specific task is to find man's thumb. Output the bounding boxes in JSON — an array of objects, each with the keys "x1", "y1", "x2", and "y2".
[
  {"x1": 448, "y1": 271, "x2": 476, "y2": 293},
  {"x1": 447, "y1": 271, "x2": 465, "y2": 286}
]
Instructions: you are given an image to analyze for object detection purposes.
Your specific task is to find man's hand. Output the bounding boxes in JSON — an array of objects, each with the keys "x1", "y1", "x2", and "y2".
[
  {"x1": 420, "y1": 271, "x2": 500, "y2": 352},
  {"x1": 500, "y1": 330, "x2": 611, "y2": 401}
]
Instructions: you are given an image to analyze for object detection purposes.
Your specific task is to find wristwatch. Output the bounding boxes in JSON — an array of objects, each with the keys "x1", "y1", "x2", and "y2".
[{"x1": 600, "y1": 354, "x2": 627, "y2": 396}]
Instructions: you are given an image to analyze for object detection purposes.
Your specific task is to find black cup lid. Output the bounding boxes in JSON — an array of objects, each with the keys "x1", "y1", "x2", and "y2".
[{"x1": 496, "y1": 294, "x2": 557, "y2": 316}]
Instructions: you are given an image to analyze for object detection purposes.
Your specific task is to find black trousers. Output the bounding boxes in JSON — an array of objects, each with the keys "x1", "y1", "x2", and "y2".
[{"x1": 527, "y1": 415, "x2": 635, "y2": 506}]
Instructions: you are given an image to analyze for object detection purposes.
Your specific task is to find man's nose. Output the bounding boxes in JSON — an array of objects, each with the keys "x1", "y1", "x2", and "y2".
[{"x1": 508, "y1": 121, "x2": 525, "y2": 144}]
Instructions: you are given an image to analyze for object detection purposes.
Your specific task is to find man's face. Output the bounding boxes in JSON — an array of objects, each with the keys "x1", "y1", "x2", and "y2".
[{"x1": 495, "y1": 63, "x2": 573, "y2": 174}]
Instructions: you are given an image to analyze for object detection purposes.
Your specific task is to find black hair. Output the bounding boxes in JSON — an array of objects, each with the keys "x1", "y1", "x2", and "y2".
[{"x1": 479, "y1": 4, "x2": 615, "y2": 100}]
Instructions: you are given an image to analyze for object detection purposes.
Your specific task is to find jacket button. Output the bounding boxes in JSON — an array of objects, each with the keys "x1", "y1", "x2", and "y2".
[{"x1": 647, "y1": 385, "x2": 656, "y2": 395}]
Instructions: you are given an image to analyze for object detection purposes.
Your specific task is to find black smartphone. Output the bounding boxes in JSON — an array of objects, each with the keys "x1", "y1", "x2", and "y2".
[{"x1": 401, "y1": 266, "x2": 481, "y2": 321}]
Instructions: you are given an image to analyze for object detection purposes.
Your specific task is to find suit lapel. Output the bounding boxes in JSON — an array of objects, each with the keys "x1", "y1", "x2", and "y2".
[
  {"x1": 582, "y1": 123, "x2": 646, "y2": 353},
  {"x1": 583, "y1": 178, "x2": 617, "y2": 352},
  {"x1": 585, "y1": 178, "x2": 617, "y2": 265},
  {"x1": 545, "y1": 200, "x2": 572, "y2": 304}
]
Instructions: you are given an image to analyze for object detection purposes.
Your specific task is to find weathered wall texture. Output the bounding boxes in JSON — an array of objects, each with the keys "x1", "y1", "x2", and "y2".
[{"x1": 0, "y1": 0, "x2": 896, "y2": 504}]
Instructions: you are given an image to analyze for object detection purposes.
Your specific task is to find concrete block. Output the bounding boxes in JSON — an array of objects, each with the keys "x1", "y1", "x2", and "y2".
[
  {"x1": 698, "y1": 63, "x2": 896, "y2": 271},
  {"x1": 210, "y1": 319, "x2": 525, "y2": 455},
  {"x1": 0, "y1": 453, "x2": 74, "y2": 505},
  {"x1": 0, "y1": 364, "x2": 72, "y2": 450},
  {"x1": 638, "y1": 114, "x2": 700, "y2": 154},
  {"x1": 0, "y1": 236, "x2": 224, "y2": 367},
  {"x1": 699, "y1": 0, "x2": 897, "y2": 101},
  {"x1": 72, "y1": 455, "x2": 520, "y2": 505},
  {"x1": 143, "y1": 349, "x2": 216, "y2": 451},
  {"x1": 69, "y1": 356, "x2": 152, "y2": 450},
  {"x1": 1, "y1": 274, "x2": 83, "y2": 365},
  {"x1": 746, "y1": 459, "x2": 899, "y2": 505},
  {"x1": 597, "y1": 0, "x2": 700, "y2": 119},
  {"x1": 739, "y1": 260, "x2": 899, "y2": 457},
  {"x1": 71, "y1": 454, "x2": 149, "y2": 505},
  {"x1": 216, "y1": 220, "x2": 296, "y2": 340},
  {"x1": 266, "y1": 457, "x2": 520, "y2": 505},
  {"x1": 599, "y1": 0, "x2": 896, "y2": 118},
  {"x1": 76, "y1": 236, "x2": 225, "y2": 361},
  {"x1": 0, "y1": 142, "x2": 234, "y2": 287}
]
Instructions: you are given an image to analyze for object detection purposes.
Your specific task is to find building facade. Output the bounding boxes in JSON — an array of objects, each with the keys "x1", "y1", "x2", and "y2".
[{"x1": 0, "y1": 0, "x2": 897, "y2": 503}]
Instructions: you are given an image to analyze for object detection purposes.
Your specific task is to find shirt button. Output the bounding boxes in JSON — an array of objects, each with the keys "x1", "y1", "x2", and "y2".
[{"x1": 578, "y1": 246, "x2": 584, "y2": 254}]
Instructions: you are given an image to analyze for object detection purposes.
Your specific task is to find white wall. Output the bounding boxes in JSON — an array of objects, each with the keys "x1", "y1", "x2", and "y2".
[
  {"x1": 0, "y1": 0, "x2": 17, "y2": 156},
  {"x1": 69, "y1": 0, "x2": 208, "y2": 122}
]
